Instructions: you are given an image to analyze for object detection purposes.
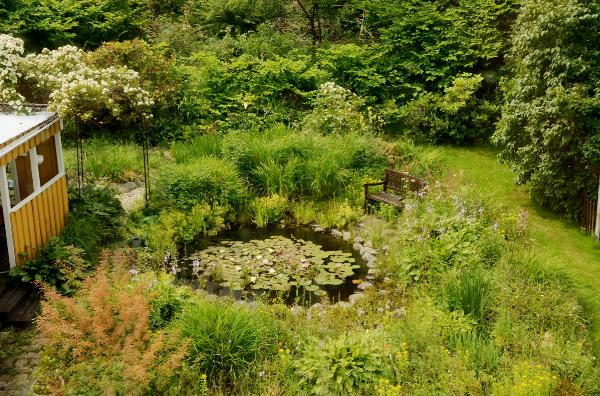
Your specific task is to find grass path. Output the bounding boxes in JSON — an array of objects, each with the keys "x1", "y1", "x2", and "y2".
[{"x1": 442, "y1": 145, "x2": 600, "y2": 356}]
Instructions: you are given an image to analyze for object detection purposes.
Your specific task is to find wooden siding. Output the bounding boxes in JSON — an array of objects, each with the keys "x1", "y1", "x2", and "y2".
[
  {"x1": 9, "y1": 175, "x2": 68, "y2": 265},
  {"x1": 0, "y1": 119, "x2": 61, "y2": 167}
]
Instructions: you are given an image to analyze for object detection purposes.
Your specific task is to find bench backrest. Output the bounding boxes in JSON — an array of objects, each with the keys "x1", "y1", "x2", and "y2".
[{"x1": 384, "y1": 169, "x2": 427, "y2": 194}]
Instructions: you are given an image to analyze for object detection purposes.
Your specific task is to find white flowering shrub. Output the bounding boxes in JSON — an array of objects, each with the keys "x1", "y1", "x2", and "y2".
[
  {"x1": 0, "y1": 34, "x2": 26, "y2": 112},
  {"x1": 302, "y1": 82, "x2": 368, "y2": 135},
  {"x1": 1, "y1": 34, "x2": 153, "y2": 121}
]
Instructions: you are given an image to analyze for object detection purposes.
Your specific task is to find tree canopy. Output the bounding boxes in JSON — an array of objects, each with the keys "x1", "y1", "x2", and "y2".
[{"x1": 493, "y1": 0, "x2": 600, "y2": 217}]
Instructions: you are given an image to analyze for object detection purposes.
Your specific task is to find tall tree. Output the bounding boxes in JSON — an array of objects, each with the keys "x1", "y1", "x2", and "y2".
[{"x1": 493, "y1": 0, "x2": 600, "y2": 219}]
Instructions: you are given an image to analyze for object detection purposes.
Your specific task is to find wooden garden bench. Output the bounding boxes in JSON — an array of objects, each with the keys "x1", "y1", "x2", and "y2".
[{"x1": 364, "y1": 169, "x2": 427, "y2": 211}]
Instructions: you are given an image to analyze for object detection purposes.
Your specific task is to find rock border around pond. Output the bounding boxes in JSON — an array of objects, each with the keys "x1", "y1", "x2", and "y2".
[{"x1": 315, "y1": 225, "x2": 393, "y2": 309}]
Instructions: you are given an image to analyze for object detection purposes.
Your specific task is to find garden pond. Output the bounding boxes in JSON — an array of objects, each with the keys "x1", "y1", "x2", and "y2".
[{"x1": 178, "y1": 226, "x2": 367, "y2": 305}]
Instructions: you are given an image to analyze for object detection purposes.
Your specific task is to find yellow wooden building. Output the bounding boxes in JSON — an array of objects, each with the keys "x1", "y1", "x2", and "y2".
[{"x1": 0, "y1": 105, "x2": 68, "y2": 270}]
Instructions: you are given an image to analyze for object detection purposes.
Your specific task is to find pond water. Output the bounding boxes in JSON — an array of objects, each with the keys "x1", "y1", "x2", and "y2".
[{"x1": 178, "y1": 226, "x2": 366, "y2": 305}]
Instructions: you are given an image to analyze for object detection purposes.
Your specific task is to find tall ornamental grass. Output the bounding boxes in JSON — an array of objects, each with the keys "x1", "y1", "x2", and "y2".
[{"x1": 176, "y1": 300, "x2": 283, "y2": 384}]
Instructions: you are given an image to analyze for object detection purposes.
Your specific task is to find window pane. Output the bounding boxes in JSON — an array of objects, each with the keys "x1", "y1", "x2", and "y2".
[
  {"x1": 37, "y1": 135, "x2": 59, "y2": 186},
  {"x1": 15, "y1": 154, "x2": 34, "y2": 200}
]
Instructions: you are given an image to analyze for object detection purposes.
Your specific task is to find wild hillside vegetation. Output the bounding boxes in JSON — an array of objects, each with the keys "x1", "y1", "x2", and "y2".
[{"x1": 2, "y1": 0, "x2": 600, "y2": 395}]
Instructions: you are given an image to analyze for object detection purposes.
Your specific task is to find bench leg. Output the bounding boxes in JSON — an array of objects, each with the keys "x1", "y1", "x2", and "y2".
[{"x1": 364, "y1": 199, "x2": 372, "y2": 214}]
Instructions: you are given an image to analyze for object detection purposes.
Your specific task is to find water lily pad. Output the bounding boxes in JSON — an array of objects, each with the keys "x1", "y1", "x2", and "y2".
[{"x1": 187, "y1": 234, "x2": 361, "y2": 300}]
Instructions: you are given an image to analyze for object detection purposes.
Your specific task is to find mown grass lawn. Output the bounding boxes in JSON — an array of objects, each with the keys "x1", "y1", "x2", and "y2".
[{"x1": 443, "y1": 145, "x2": 600, "y2": 356}]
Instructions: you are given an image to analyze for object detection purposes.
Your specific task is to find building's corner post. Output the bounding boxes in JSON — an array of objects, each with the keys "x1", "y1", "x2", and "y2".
[
  {"x1": 54, "y1": 130, "x2": 65, "y2": 175},
  {"x1": 0, "y1": 165, "x2": 16, "y2": 268},
  {"x1": 29, "y1": 147, "x2": 41, "y2": 191}
]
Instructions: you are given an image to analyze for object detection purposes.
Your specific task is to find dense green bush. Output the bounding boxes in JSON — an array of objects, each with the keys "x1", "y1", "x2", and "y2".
[
  {"x1": 302, "y1": 82, "x2": 370, "y2": 135},
  {"x1": 363, "y1": 0, "x2": 518, "y2": 97},
  {"x1": 143, "y1": 204, "x2": 226, "y2": 252},
  {"x1": 153, "y1": 156, "x2": 247, "y2": 212},
  {"x1": 392, "y1": 73, "x2": 499, "y2": 143},
  {"x1": 493, "y1": 0, "x2": 600, "y2": 218},
  {"x1": 65, "y1": 185, "x2": 125, "y2": 259},
  {"x1": 0, "y1": 0, "x2": 146, "y2": 50},
  {"x1": 147, "y1": 273, "x2": 192, "y2": 330},
  {"x1": 185, "y1": 0, "x2": 286, "y2": 36},
  {"x1": 179, "y1": 51, "x2": 324, "y2": 131},
  {"x1": 317, "y1": 43, "x2": 386, "y2": 104}
]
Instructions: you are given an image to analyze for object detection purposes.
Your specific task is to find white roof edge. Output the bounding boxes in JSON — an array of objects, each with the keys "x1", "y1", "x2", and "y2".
[{"x1": 0, "y1": 107, "x2": 58, "y2": 147}]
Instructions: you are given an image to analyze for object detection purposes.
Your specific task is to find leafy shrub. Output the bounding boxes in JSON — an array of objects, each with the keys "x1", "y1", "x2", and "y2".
[
  {"x1": 316, "y1": 200, "x2": 360, "y2": 229},
  {"x1": 145, "y1": 204, "x2": 226, "y2": 252},
  {"x1": 153, "y1": 156, "x2": 247, "y2": 212},
  {"x1": 0, "y1": 0, "x2": 145, "y2": 50},
  {"x1": 317, "y1": 43, "x2": 386, "y2": 103},
  {"x1": 493, "y1": 0, "x2": 600, "y2": 219},
  {"x1": 147, "y1": 273, "x2": 193, "y2": 330},
  {"x1": 297, "y1": 331, "x2": 394, "y2": 395},
  {"x1": 180, "y1": 52, "x2": 323, "y2": 131},
  {"x1": 10, "y1": 238, "x2": 88, "y2": 296},
  {"x1": 364, "y1": 0, "x2": 517, "y2": 96},
  {"x1": 176, "y1": 300, "x2": 282, "y2": 384},
  {"x1": 392, "y1": 73, "x2": 497, "y2": 143},
  {"x1": 251, "y1": 194, "x2": 288, "y2": 227},
  {"x1": 302, "y1": 82, "x2": 370, "y2": 135},
  {"x1": 185, "y1": 0, "x2": 286, "y2": 35},
  {"x1": 230, "y1": 23, "x2": 301, "y2": 60},
  {"x1": 64, "y1": 185, "x2": 125, "y2": 261}
]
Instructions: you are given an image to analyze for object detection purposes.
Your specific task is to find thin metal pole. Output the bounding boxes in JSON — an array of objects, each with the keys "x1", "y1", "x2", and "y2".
[
  {"x1": 141, "y1": 121, "x2": 150, "y2": 206},
  {"x1": 75, "y1": 118, "x2": 84, "y2": 198}
]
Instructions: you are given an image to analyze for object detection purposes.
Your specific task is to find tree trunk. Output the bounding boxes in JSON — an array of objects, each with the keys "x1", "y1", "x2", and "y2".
[{"x1": 296, "y1": 0, "x2": 320, "y2": 45}]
